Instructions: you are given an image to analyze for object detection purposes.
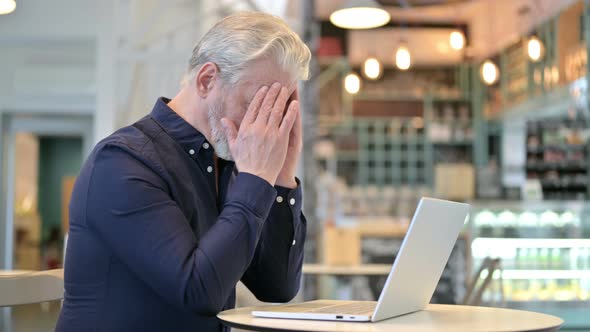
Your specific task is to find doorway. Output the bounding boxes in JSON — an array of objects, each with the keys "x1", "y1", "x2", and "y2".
[
  {"x1": 0, "y1": 114, "x2": 93, "y2": 270},
  {"x1": 0, "y1": 114, "x2": 92, "y2": 331}
]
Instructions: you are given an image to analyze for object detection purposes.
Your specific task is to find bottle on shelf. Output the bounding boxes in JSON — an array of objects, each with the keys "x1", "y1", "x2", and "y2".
[
  {"x1": 550, "y1": 248, "x2": 560, "y2": 270},
  {"x1": 539, "y1": 247, "x2": 549, "y2": 269}
]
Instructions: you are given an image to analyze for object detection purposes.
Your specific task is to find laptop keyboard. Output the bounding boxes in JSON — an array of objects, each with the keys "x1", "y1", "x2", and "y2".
[{"x1": 305, "y1": 301, "x2": 377, "y2": 315}]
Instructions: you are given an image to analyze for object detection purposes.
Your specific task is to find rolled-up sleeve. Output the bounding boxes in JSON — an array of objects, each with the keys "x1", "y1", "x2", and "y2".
[
  {"x1": 241, "y1": 178, "x2": 307, "y2": 302},
  {"x1": 86, "y1": 144, "x2": 277, "y2": 315}
]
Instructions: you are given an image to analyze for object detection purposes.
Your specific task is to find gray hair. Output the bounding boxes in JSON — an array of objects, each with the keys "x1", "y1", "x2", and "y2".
[{"x1": 182, "y1": 11, "x2": 311, "y2": 87}]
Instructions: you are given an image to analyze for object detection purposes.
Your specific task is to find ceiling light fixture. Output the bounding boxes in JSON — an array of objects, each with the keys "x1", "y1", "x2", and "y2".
[
  {"x1": 0, "y1": 0, "x2": 16, "y2": 15},
  {"x1": 480, "y1": 1, "x2": 500, "y2": 85},
  {"x1": 449, "y1": 30, "x2": 465, "y2": 51},
  {"x1": 344, "y1": 72, "x2": 361, "y2": 94},
  {"x1": 527, "y1": 36, "x2": 544, "y2": 62},
  {"x1": 362, "y1": 57, "x2": 382, "y2": 80},
  {"x1": 480, "y1": 60, "x2": 499, "y2": 85},
  {"x1": 395, "y1": 45, "x2": 411, "y2": 71},
  {"x1": 330, "y1": 0, "x2": 391, "y2": 30}
]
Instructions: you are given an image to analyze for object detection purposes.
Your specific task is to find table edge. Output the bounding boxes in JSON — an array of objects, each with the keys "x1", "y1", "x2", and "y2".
[{"x1": 217, "y1": 304, "x2": 564, "y2": 332}]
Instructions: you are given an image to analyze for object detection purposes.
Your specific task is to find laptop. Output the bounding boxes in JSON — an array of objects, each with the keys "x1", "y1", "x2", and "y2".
[{"x1": 252, "y1": 197, "x2": 470, "y2": 322}]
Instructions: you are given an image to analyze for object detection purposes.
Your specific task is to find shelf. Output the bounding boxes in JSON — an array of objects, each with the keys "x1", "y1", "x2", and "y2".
[
  {"x1": 539, "y1": 179, "x2": 587, "y2": 190},
  {"x1": 430, "y1": 94, "x2": 471, "y2": 102},
  {"x1": 485, "y1": 269, "x2": 590, "y2": 280},
  {"x1": 355, "y1": 220, "x2": 424, "y2": 238},
  {"x1": 541, "y1": 184, "x2": 587, "y2": 191},
  {"x1": 527, "y1": 144, "x2": 586, "y2": 153},
  {"x1": 470, "y1": 199, "x2": 590, "y2": 210},
  {"x1": 472, "y1": 238, "x2": 590, "y2": 249},
  {"x1": 540, "y1": 180, "x2": 587, "y2": 189},
  {"x1": 431, "y1": 140, "x2": 473, "y2": 146},
  {"x1": 526, "y1": 162, "x2": 587, "y2": 172},
  {"x1": 505, "y1": 299, "x2": 590, "y2": 305},
  {"x1": 353, "y1": 91, "x2": 425, "y2": 101},
  {"x1": 302, "y1": 264, "x2": 391, "y2": 275},
  {"x1": 351, "y1": 91, "x2": 469, "y2": 102}
]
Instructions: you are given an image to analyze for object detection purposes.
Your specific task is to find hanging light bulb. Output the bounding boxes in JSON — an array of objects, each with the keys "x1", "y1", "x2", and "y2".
[
  {"x1": 449, "y1": 30, "x2": 465, "y2": 50},
  {"x1": 330, "y1": 0, "x2": 390, "y2": 29},
  {"x1": 395, "y1": 45, "x2": 411, "y2": 71},
  {"x1": 0, "y1": 0, "x2": 16, "y2": 15},
  {"x1": 362, "y1": 57, "x2": 382, "y2": 80},
  {"x1": 344, "y1": 72, "x2": 361, "y2": 94},
  {"x1": 480, "y1": 60, "x2": 499, "y2": 85},
  {"x1": 527, "y1": 36, "x2": 544, "y2": 62}
]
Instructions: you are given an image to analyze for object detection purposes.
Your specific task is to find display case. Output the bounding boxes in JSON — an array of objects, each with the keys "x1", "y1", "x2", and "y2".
[
  {"x1": 470, "y1": 201, "x2": 590, "y2": 330},
  {"x1": 525, "y1": 116, "x2": 588, "y2": 200}
]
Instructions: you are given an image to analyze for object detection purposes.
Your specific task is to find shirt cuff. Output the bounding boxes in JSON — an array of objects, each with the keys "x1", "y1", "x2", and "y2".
[
  {"x1": 274, "y1": 177, "x2": 303, "y2": 217},
  {"x1": 226, "y1": 172, "x2": 277, "y2": 218}
]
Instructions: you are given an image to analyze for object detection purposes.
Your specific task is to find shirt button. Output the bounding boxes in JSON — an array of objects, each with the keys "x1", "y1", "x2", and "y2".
[
  {"x1": 276, "y1": 196, "x2": 284, "y2": 203},
  {"x1": 292, "y1": 239, "x2": 296, "y2": 246},
  {"x1": 289, "y1": 198, "x2": 296, "y2": 206},
  {"x1": 189, "y1": 149, "x2": 195, "y2": 155},
  {"x1": 203, "y1": 142, "x2": 210, "y2": 149},
  {"x1": 207, "y1": 166, "x2": 213, "y2": 173}
]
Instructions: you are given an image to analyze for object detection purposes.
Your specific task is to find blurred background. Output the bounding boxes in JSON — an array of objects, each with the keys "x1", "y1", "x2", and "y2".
[{"x1": 1, "y1": 0, "x2": 590, "y2": 331}]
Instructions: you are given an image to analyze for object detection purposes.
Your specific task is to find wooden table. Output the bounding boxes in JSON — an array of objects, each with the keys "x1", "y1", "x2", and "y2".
[{"x1": 218, "y1": 304, "x2": 563, "y2": 332}]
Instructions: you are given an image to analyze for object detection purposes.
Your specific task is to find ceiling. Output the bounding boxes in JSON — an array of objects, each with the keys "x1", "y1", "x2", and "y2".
[
  {"x1": 348, "y1": 28, "x2": 464, "y2": 66},
  {"x1": 310, "y1": 0, "x2": 578, "y2": 63},
  {"x1": 376, "y1": 0, "x2": 471, "y2": 7}
]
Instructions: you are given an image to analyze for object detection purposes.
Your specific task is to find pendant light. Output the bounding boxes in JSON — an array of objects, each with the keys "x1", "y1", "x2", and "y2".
[
  {"x1": 527, "y1": 36, "x2": 544, "y2": 62},
  {"x1": 395, "y1": 45, "x2": 411, "y2": 71},
  {"x1": 480, "y1": 60, "x2": 499, "y2": 85},
  {"x1": 526, "y1": 2, "x2": 545, "y2": 63},
  {"x1": 330, "y1": 0, "x2": 390, "y2": 30},
  {"x1": 362, "y1": 57, "x2": 382, "y2": 80},
  {"x1": 344, "y1": 72, "x2": 361, "y2": 94},
  {"x1": 449, "y1": 30, "x2": 465, "y2": 51},
  {"x1": 480, "y1": 1, "x2": 500, "y2": 85},
  {"x1": 0, "y1": 0, "x2": 16, "y2": 15}
]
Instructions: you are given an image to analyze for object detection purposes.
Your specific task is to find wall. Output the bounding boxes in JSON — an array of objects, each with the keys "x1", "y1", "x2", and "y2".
[
  {"x1": 0, "y1": 42, "x2": 95, "y2": 113},
  {"x1": 558, "y1": 0, "x2": 584, "y2": 83},
  {"x1": 37, "y1": 137, "x2": 82, "y2": 242},
  {"x1": 0, "y1": 0, "x2": 97, "y2": 113},
  {"x1": 0, "y1": 0, "x2": 97, "y2": 39}
]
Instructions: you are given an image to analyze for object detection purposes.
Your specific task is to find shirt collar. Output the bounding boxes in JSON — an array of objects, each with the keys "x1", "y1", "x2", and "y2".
[{"x1": 150, "y1": 97, "x2": 209, "y2": 154}]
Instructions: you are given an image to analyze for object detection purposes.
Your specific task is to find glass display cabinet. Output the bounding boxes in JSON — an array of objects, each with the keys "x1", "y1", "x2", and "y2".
[{"x1": 469, "y1": 200, "x2": 590, "y2": 330}]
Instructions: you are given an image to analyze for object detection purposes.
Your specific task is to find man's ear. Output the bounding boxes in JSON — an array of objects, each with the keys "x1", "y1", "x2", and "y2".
[{"x1": 194, "y1": 62, "x2": 218, "y2": 98}]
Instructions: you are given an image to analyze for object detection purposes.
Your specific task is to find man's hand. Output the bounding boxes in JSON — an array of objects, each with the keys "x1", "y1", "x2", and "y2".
[
  {"x1": 221, "y1": 83, "x2": 298, "y2": 187},
  {"x1": 275, "y1": 95, "x2": 301, "y2": 189}
]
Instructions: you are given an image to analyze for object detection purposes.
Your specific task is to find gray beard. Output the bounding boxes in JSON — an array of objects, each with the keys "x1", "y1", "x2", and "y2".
[{"x1": 207, "y1": 100, "x2": 233, "y2": 161}]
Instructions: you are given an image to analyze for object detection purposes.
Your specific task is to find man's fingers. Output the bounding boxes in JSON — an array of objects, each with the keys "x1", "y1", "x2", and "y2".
[
  {"x1": 279, "y1": 100, "x2": 298, "y2": 137},
  {"x1": 243, "y1": 86, "x2": 268, "y2": 124},
  {"x1": 290, "y1": 100, "x2": 302, "y2": 144},
  {"x1": 257, "y1": 82, "x2": 281, "y2": 124},
  {"x1": 268, "y1": 87, "x2": 290, "y2": 127}
]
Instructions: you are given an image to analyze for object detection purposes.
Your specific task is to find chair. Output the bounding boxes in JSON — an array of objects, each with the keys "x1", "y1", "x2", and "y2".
[
  {"x1": 0, "y1": 269, "x2": 64, "y2": 307},
  {"x1": 462, "y1": 257, "x2": 503, "y2": 306}
]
